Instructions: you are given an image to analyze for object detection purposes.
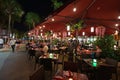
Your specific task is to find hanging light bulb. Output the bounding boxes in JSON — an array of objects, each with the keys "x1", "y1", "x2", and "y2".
[
  {"x1": 115, "y1": 24, "x2": 119, "y2": 27},
  {"x1": 91, "y1": 27, "x2": 94, "y2": 32},
  {"x1": 73, "y1": 7, "x2": 77, "y2": 12},
  {"x1": 118, "y1": 16, "x2": 120, "y2": 19},
  {"x1": 52, "y1": 18, "x2": 55, "y2": 21},
  {"x1": 67, "y1": 25, "x2": 70, "y2": 31},
  {"x1": 68, "y1": 32, "x2": 71, "y2": 36},
  {"x1": 82, "y1": 32, "x2": 85, "y2": 36},
  {"x1": 73, "y1": 0, "x2": 77, "y2": 12},
  {"x1": 43, "y1": 25, "x2": 45, "y2": 28}
]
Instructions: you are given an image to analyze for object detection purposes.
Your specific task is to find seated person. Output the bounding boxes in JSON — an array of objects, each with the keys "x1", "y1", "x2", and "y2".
[
  {"x1": 42, "y1": 42, "x2": 49, "y2": 53},
  {"x1": 76, "y1": 45, "x2": 82, "y2": 55},
  {"x1": 95, "y1": 45, "x2": 102, "y2": 58}
]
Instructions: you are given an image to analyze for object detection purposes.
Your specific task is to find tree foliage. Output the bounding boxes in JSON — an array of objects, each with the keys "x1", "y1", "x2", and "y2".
[
  {"x1": 70, "y1": 20, "x2": 84, "y2": 31},
  {"x1": 51, "y1": 0, "x2": 63, "y2": 10},
  {"x1": 25, "y1": 12, "x2": 40, "y2": 30},
  {"x1": 0, "y1": 0, "x2": 24, "y2": 33},
  {"x1": 94, "y1": 35, "x2": 119, "y2": 60}
]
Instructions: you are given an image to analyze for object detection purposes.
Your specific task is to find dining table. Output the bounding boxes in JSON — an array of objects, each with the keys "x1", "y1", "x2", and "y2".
[
  {"x1": 83, "y1": 58, "x2": 115, "y2": 80},
  {"x1": 83, "y1": 58, "x2": 114, "y2": 68},
  {"x1": 39, "y1": 53, "x2": 59, "y2": 60},
  {"x1": 39, "y1": 53, "x2": 59, "y2": 71}
]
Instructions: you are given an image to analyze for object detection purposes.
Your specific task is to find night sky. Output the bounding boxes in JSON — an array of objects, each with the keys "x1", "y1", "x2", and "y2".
[{"x1": 14, "y1": 0, "x2": 69, "y2": 32}]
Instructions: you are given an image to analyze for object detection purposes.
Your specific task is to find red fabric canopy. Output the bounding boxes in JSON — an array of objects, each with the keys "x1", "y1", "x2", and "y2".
[{"x1": 31, "y1": 0, "x2": 120, "y2": 36}]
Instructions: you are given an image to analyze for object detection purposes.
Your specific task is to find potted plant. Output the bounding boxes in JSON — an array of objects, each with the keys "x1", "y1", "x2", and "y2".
[{"x1": 94, "y1": 35, "x2": 120, "y2": 61}]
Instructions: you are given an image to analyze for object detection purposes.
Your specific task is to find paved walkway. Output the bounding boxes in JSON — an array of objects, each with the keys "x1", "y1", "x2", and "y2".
[
  {"x1": 0, "y1": 44, "x2": 34, "y2": 80},
  {"x1": 0, "y1": 52, "x2": 10, "y2": 69}
]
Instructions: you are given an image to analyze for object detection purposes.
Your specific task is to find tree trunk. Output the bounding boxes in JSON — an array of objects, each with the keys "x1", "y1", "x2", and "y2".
[{"x1": 8, "y1": 14, "x2": 11, "y2": 34}]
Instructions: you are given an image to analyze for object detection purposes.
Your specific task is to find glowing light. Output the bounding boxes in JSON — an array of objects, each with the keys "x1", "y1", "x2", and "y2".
[
  {"x1": 115, "y1": 30, "x2": 119, "y2": 35},
  {"x1": 41, "y1": 33, "x2": 43, "y2": 36},
  {"x1": 41, "y1": 30, "x2": 43, "y2": 32},
  {"x1": 43, "y1": 25, "x2": 45, "y2": 28},
  {"x1": 91, "y1": 27, "x2": 94, "y2": 32},
  {"x1": 73, "y1": 7, "x2": 77, "y2": 12},
  {"x1": 115, "y1": 24, "x2": 119, "y2": 26},
  {"x1": 39, "y1": 26, "x2": 42, "y2": 29},
  {"x1": 118, "y1": 16, "x2": 120, "y2": 19},
  {"x1": 52, "y1": 18, "x2": 55, "y2": 21},
  {"x1": 82, "y1": 32, "x2": 85, "y2": 36},
  {"x1": 67, "y1": 25, "x2": 70, "y2": 31},
  {"x1": 28, "y1": 32, "x2": 31, "y2": 35},
  {"x1": 68, "y1": 32, "x2": 71, "y2": 36}
]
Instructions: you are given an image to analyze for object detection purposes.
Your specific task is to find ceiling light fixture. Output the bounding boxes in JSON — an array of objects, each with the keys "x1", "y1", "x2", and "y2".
[
  {"x1": 73, "y1": 0, "x2": 77, "y2": 12},
  {"x1": 73, "y1": 7, "x2": 77, "y2": 12},
  {"x1": 91, "y1": 27, "x2": 94, "y2": 32},
  {"x1": 43, "y1": 25, "x2": 45, "y2": 28},
  {"x1": 82, "y1": 32, "x2": 85, "y2": 36},
  {"x1": 52, "y1": 18, "x2": 55, "y2": 21},
  {"x1": 118, "y1": 16, "x2": 120, "y2": 19},
  {"x1": 67, "y1": 25, "x2": 70, "y2": 31},
  {"x1": 39, "y1": 26, "x2": 42, "y2": 29},
  {"x1": 115, "y1": 24, "x2": 119, "y2": 26}
]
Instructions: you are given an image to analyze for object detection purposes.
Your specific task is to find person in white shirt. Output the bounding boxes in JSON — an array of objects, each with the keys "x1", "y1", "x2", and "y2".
[
  {"x1": 9, "y1": 38, "x2": 16, "y2": 52},
  {"x1": 0, "y1": 37, "x2": 4, "y2": 48}
]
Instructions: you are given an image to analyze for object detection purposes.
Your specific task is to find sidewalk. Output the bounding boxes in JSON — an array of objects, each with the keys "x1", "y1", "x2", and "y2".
[
  {"x1": 0, "y1": 44, "x2": 26, "y2": 52},
  {"x1": 0, "y1": 45, "x2": 11, "y2": 52}
]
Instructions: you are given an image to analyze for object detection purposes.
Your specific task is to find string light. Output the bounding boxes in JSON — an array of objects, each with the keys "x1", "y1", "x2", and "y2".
[
  {"x1": 73, "y1": 7, "x2": 77, "y2": 12},
  {"x1": 118, "y1": 16, "x2": 120, "y2": 19},
  {"x1": 52, "y1": 18, "x2": 55, "y2": 21},
  {"x1": 73, "y1": 0, "x2": 77, "y2": 12},
  {"x1": 91, "y1": 27, "x2": 94, "y2": 32},
  {"x1": 67, "y1": 25, "x2": 70, "y2": 31},
  {"x1": 115, "y1": 24, "x2": 119, "y2": 27},
  {"x1": 82, "y1": 32, "x2": 85, "y2": 36}
]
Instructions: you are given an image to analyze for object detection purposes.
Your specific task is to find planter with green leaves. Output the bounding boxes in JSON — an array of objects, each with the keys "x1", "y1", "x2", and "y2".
[{"x1": 94, "y1": 35, "x2": 120, "y2": 61}]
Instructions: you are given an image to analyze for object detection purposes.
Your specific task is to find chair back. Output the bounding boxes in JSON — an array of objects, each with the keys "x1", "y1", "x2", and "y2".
[
  {"x1": 63, "y1": 61, "x2": 78, "y2": 72},
  {"x1": 28, "y1": 49, "x2": 36, "y2": 56},
  {"x1": 95, "y1": 65, "x2": 113, "y2": 80},
  {"x1": 29, "y1": 65, "x2": 45, "y2": 80},
  {"x1": 40, "y1": 58, "x2": 52, "y2": 71}
]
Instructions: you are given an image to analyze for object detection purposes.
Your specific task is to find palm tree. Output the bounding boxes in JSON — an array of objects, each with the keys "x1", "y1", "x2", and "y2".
[
  {"x1": 71, "y1": 20, "x2": 84, "y2": 38},
  {"x1": 51, "y1": 0, "x2": 63, "y2": 10},
  {"x1": 25, "y1": 12, "x2": 40, "y2": 30},
  {"x1": 0, "y1": 0, "x2": 24, "y2": 34}
]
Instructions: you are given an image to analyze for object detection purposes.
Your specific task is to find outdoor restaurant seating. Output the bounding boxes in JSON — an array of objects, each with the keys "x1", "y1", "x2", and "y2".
[
  {"x1": 34, "y1": 51, "x2": 44, "y2": 70},
  {"x1": 39, "y1": 58, "x2": 53, "y2": 72},
  {"x1": 27, "y1": 48, "x2": 36, "y2": 60}
]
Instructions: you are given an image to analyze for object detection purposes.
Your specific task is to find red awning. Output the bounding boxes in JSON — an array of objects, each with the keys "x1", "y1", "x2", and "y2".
[{"x1": 33, "y1": 0, "x2": 120, "y2": 36}]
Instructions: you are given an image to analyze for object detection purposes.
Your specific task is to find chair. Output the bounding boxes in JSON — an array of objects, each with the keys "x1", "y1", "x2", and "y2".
[
  {"x1": 29, "y1": 65, "x2": 45, "y2": 80},
  {"x1": 39, "y1": 58, "x2": 53, "y2": 72},
  {"x1": 105, "y1": 57, "x2": 118, "y2": 80},
  {"x1": 34, "y1": 51, "x2": 44, "y2": 70},
  {"x1": 54, "y1": 53, "x2": 64, "y2": 71},
  {"x1": 63, "y1": 61, "x2": 78, "y2": 72},
  {"x1": 28, "y1": 49, "x2": 36, "y2": 60},
  {"x1": 39, "y1": 58, "x2": 53, "y2": 79},
  {"x1": 95, "y1": 65, "x2": 113, "y2": 80},
  {"x1": 75, "y1": 57, "x2": 89, "y2": 73}
]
